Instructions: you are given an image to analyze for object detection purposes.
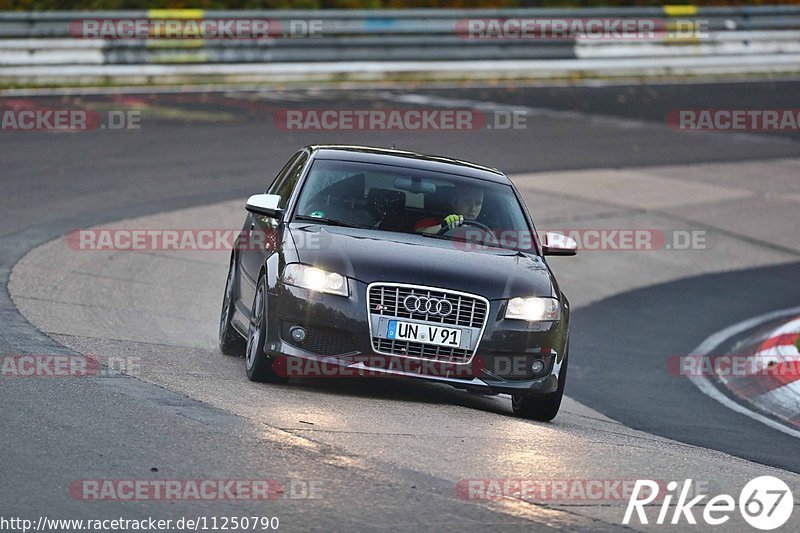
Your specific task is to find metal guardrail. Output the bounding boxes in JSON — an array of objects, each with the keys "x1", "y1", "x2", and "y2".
[
  {"x1": 0, "y1": 38, "x2": 578, "y2": 65},
  {"x1": 0, "y1": 7, "x2": 798, "y2": 82}
]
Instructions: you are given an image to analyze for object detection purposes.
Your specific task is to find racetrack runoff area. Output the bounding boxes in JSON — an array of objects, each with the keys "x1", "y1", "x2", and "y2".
[{"x1": 2, "y1": 83, "x2": 799, "y2": 530}]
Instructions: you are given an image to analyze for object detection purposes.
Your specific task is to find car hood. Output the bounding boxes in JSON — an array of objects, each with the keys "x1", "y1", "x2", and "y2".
[{"x1": 288, "y1": 224, "x2": 554, "y2": 300}]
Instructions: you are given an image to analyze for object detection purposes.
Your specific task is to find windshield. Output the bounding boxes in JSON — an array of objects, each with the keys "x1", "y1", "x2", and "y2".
[{"x1": 293, "y1": 159, "x2": 537, "y2": 253}]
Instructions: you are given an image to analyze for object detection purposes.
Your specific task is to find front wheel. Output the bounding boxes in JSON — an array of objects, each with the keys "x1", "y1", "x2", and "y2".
[
  {"x1": 245, "y1": 275, "x2": 287, "y2": 384},
  {"x1": 511, "y1": 342, "x2": 568, "y2": 422}
]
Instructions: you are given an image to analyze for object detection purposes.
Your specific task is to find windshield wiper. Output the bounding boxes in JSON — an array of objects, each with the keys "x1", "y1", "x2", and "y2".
[
  {"x1": 294, "y1": 214, "x2": 362, "y2": 228},
  {"x1": 418, "y1": 232, "x2": 452, "y2": 242}
]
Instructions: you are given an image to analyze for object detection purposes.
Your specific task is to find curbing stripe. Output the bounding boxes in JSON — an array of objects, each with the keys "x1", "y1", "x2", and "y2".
[
  {"x1": 758, "y1": 332, "x2": 800, "y2": 352},
  {"x1": 147, "y1": 9, "x2": 204, "y2": 20},
  {"x1": 750, "y1": 382, "x2": 800, "y2": 425},
  {"x1": 688, "y1": 305, "x2": 800, "y2": 440},
  {"x1": 724, "y1": 361, "x2": 800, "y2": 399},
  {"x1": 664, "y1": 5, "x2": 698, "y2": 17},
  {"x1": 715, "y1": 314, "x2": 800, "y2": 430}
]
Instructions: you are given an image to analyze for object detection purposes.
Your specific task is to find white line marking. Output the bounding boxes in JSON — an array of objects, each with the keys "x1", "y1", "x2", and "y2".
[
  {"x1": 688, "y1": 305, "x2": 800, "y2": 440},
  {"x1": 765, "y1": 316, "x2": 800, "y2": 337}
]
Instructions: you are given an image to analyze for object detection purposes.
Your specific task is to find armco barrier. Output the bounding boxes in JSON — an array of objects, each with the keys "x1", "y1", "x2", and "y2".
[{"x1": 0, "y1": 6, "x2": 798, "y2": 83}]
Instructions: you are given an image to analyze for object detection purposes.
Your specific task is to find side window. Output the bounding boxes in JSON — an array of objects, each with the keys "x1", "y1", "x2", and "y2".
[
  {"x1": 270, "y1": 152, "x2": 309, "y2": 208},
  {"x1": 267, "y1": 152, "x2": 300, "y2": 194}
]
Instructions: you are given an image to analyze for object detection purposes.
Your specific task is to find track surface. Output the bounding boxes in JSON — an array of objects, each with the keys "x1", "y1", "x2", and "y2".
[
  {"x1": 572, "y1": 262, "x2": 800, "y2": 472},
  {"x1": 2, "y1": 80, "x2": 800, "y2": 530}
]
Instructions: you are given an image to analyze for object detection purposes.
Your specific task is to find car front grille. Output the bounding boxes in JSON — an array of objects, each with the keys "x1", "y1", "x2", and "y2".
[
  {"x1": 374, "y1": 338, "x2": 472, "y2": 363},
  {"x1": 368, "y1": 284, "x2": 487, "y2": 329},
  {"x1": 367, "y1": 283, "x2": 489, "y2": 363}
]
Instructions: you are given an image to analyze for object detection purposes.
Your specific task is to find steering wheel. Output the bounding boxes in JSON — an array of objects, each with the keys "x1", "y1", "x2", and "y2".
[{"x1": 437, "y1": 219, "x2": 495, "y2": 236}]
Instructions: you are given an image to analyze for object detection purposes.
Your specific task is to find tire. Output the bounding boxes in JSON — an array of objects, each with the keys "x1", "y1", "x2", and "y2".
[
  {"x1": 511, "y1": 341, "x2": 569, "y2": 422},
  {"x1": 245, "y1": 275, "x2": 288, "y2": 384},
  {"x1": 219, "y1": 255, "x2": 246, "y2": 356}
]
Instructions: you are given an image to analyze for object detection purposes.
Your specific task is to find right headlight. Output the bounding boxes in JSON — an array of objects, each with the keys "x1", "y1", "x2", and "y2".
[
  {"x1": 505, "y1": 297, "x2": 560, "y2": 321},
  {"x1": 282, "y1": 263, "x2": 349, "y2": 297}
]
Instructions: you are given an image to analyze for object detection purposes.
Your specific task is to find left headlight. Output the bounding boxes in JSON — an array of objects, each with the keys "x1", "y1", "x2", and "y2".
[
  {"x1": 282, "y1": 263, "x2": 350, "y2": 297},
  {"x1": 505, "y1": 297, "x2": 560, "y2": 321}
]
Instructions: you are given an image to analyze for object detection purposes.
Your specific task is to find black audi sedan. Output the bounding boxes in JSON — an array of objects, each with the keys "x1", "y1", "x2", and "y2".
[{"x1": 219, "y1": 145, "x2": 577, "y2": 421}]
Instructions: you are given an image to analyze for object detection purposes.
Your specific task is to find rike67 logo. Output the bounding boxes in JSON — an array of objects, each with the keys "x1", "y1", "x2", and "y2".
[{"x1": 624, "y1": 477, "x2": 793, "y2": 530}]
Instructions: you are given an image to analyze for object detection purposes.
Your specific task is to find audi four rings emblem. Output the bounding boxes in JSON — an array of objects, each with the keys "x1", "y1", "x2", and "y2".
[{"x1": 403, "y1": 295, "x2": 453, "y2": 317}]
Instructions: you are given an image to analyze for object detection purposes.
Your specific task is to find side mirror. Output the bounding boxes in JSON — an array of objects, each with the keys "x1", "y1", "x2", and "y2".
[
  {"x1": 246, "y1": 194, "x2": 283, "y2": 219},
  {"x1": 542, "y1": 232, "x2": 577, "y2": 256}
]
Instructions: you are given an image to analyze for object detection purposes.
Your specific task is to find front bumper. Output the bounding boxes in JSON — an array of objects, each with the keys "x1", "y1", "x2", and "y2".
[{"x1": 264, "y1": 280, "x2": 568, "y2": 397}]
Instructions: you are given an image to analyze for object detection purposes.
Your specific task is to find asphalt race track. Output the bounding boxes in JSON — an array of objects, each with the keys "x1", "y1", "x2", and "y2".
[
  {"x1": 572, "y1": 262, "x2": 800, "y2": 473},
  {"x1": 2, "y1": 80, "x2": 800, "y2": 531}
]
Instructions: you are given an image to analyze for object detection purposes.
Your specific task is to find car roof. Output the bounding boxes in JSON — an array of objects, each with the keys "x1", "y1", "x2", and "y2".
[{"x1": 306, "y1": 145, "x2": 510, "y2": 185}]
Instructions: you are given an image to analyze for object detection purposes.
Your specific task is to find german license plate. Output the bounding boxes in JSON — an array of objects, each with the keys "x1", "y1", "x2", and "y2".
[{"x1": 387, "y1": 320, "x2": 462, "y2": 348}]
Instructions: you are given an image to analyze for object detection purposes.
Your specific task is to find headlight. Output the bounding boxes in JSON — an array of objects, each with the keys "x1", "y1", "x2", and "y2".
[
  {"x1": 505, "y1": 297, "x2": 560, "y2": 321},
  {"x1": 282, "y1": 264, "x2": 349, "y2": 297}
]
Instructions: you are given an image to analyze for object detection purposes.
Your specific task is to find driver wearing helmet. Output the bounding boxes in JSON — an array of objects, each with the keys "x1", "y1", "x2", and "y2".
[{"x1": 414, "y1": 186, "x2": 484, "y2": 234}]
